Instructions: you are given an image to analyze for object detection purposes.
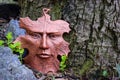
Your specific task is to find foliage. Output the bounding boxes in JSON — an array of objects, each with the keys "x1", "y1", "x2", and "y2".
[
  {"x1": 60, "y1": 55, "x2": 67, "y2": 71},
  {"x1": 0, "y1": 32, "x2": 24, "y2": 62},
  {"x1": 0, "y1": 40, "x2": 4, "y2": 46},
  {"x1": 6, "y1": 32, "x2": 13, "y2": 45}
]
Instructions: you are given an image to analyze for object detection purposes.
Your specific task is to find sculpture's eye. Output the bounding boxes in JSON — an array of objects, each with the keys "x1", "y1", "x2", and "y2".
[
  {"x1": 32, "y1": 33, "x2": 40, "y2": 39},
  {"x1": 29, "y1": 32, "x2": 42, "y2": 39},
  {"x1": 48, "y1": 33, "x2": 60, "y2": 39}
]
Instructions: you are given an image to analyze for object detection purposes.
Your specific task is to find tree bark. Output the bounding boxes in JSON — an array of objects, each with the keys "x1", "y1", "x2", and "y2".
[
  {"x1": 18, "y1": 0, "x2": 66, "y2": 20},
  {"x1": 19, "y1": 0, "x2": 120, "y2": 78}
]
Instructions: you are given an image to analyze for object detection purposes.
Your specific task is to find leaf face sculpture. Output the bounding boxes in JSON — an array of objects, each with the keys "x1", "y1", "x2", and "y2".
[{"x1": 14, "y1": 8, "x2": 70, "y2": 74}]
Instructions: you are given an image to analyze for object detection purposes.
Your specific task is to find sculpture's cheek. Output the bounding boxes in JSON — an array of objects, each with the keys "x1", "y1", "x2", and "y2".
[{"x1": 49, "y1": 37, "x2": 63, "y2": 45}]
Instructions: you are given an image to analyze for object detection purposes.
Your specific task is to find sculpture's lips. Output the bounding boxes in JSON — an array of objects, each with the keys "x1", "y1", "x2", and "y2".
[{"x1": 37, "y1": 54, "x2": 50, "y2": 58}]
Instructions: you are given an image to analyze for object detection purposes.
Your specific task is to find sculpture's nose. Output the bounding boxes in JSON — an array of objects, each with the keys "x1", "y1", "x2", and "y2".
[{"x1": 39, "y1": 34, "x2": 49, "y2": 49}]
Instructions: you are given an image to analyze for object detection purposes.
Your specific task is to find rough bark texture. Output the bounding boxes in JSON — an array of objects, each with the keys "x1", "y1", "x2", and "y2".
[
  {"x1": 18, "y1": 0, "x2": 66, "y2": 20},
  {"x1": 19, "y1": 0, "x2": 120, "y2": 78}
]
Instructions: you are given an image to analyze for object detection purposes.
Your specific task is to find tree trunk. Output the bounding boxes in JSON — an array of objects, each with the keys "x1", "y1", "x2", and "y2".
[
  {"x1": 18, "y1": 0, "x2": 66, "y2": 20},
  {"x1": 19, "y1": 0, "x2": 120, "y2": 78}
]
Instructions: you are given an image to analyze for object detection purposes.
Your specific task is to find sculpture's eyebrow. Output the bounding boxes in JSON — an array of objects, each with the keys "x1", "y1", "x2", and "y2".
[
  {"x1": 32, "y1": 31, "x2": 61, "y2": 34},
  {"x1": 47, "y1": 32, "x2": 61, "y2": 35}
]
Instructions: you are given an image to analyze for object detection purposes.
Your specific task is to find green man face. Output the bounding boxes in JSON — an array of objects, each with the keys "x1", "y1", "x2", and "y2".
[{"x1": 15, "y1": 8, "x2": 70, "y2": 74}]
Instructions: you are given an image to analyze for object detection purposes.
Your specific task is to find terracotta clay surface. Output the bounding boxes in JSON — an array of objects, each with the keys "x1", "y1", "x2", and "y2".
[{"x1": 14, "y1": 8, "x2": 70, "y2": 74}]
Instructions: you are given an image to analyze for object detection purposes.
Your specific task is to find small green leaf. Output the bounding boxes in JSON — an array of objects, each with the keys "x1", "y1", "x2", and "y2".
[
  {"x1": 6, "y1": 32, "x2": 13, "y2": 45},
  {"x1": 61, "y1": 55, "x2": 67, "y2": 60},
  {"x1": 9, "y1": 44, "x2": 16, "y2": 49},
  {"x1": 14, "y1": 42, "x2": 21, "y2": 46},
  {"x1": 60, "y1": 55, "x2": 67, "y2": 71},
  {"x1": 6, "y1": 32, "x2": 12, "y2": 40},
  {"x1": 102, "y1": 70, "x2": 108, "y2": 77},
  {"x1": 61, "y1": 55, "x2": 67, "y2": 62},
  {"x1": 0, "y1": 40, "x2": 4, "y2": 46},
  {"x1": 19, "y1": 49, "x2": 24, "y2": 54}
]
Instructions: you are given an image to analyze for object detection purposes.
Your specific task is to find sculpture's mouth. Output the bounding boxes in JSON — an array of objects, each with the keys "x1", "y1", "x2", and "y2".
[{"x1": 37, "y1": 54, "x2": 50, "y2": 58}]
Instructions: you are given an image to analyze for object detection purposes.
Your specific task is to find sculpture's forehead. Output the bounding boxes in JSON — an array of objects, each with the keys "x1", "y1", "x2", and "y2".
[
  {"x1": 28, "y1": 21, "x2": 62, "y2": 33},
  {"x1": 19, "y1": 9, "x2": 70, "y2": 33}
]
